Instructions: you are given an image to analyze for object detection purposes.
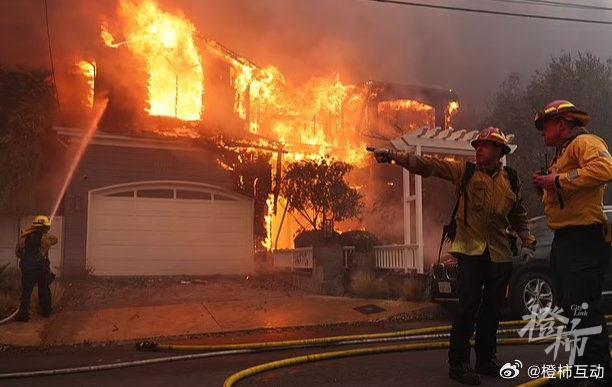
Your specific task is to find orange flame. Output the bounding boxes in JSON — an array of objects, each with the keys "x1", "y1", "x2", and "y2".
[
  {"x1": 75, "y1": 60, "x2": 96, "y2": 109},
  {"x1": 263, "y1": 193, "x2": 275, "y2": 250},
  {"x1": 446, "y1": 100, "x2": 460, "y2": 128},
  {"x1": 102, "y1": 0, "x2": 204, "y2": 121},
  {"x1": 231, "y1": 69, "x2": 368, "y2": 165}
]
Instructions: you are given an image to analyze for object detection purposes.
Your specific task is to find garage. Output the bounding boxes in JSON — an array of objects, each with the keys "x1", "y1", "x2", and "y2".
[{"x1": 87, "y1": 181, "x2": 254, "y2": 276}]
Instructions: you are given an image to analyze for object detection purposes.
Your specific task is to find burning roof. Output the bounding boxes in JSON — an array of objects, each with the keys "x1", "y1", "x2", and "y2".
[
  {"x1": 60, "y1": 0, "x2": 460, "y2": 166},
  {"x1": 58, "y1": 0, "x2": 463, "y2": 250}
]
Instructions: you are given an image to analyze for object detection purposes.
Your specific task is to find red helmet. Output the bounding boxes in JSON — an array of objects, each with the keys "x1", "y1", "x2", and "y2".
[
  {"x1": 534, "y1": 100, "x2": 590, "y2": 130},
  {"x1": 470, "y1": 127, "x2": 511, "y2": 155}
]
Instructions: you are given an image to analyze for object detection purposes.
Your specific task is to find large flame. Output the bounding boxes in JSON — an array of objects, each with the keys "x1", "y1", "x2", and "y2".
[
  {"x1": 75, "y1": 59, "x2": 96, "y2": 109},
  {"x1": 98, "y1": 0, "x2": 460, "y2": 251},
  {"x1": 102, "y1": 0, "x2": 204, "y2": 120},
  {"x1": 231, "y1": 68, "x2": 367, "y2": 165}
]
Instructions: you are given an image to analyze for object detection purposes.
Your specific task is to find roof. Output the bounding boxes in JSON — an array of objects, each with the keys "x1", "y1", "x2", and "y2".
[
  {"x1": 390, "y1": 126, "x2": 517, "y2": 156},
  {"x1": 54, "y1": 126, "x2": 201, "y2": 152}
]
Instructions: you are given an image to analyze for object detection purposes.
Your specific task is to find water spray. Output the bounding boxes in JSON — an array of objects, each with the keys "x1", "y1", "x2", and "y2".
[{"x1": 50, "y1": 98, "x2": 109, "y2": 221}]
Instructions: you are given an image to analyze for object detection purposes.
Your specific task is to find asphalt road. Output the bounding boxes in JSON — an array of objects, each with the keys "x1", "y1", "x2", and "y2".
[{"x1": 0, "y1": 321, "x2": 577, "y2": 387}]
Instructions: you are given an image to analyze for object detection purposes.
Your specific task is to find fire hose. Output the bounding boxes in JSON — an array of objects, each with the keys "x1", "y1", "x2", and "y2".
[
  {"x1": 0, "y1": 308, "x2": 19, "y2": 325},
  {"x1": 221, "y1": 320, "x2": 612, "y2": 387},
  {"x1": 0, "y1": 317, "x2": 610, "y2": 384}
]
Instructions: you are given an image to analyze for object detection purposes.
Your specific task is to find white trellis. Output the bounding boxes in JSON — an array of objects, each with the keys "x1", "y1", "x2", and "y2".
[{"x1": 389, "y1": 127, "x2": 516, "y2": 273}]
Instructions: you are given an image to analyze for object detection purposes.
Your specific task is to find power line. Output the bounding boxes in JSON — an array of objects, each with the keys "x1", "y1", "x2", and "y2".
[
  {"x1": 361, "y1": 0, "x2": 612, "y2": 24},
  {"x1": 43, "y1": 0, "x2": 62, "y2": 117},
  {"x1": 484, "y1": 0, "x2": 612, "y2": 12}
]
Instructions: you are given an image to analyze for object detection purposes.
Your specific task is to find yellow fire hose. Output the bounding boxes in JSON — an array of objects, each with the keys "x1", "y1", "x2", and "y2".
[
  {"x1": 223, "y1": 336, "x2": 612, "y2": 387},
  {"x1": 139, "y1": 318, "x2": 551, "y2": 352},
  {"x1": 1, "y1": 316, "x2": 610, "y2": 382}
]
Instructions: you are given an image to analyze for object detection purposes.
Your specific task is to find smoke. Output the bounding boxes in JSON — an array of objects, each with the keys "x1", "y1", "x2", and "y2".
[
  {"x1": 4, "y1": 0, "x2": 612, "y2": 118},
  {"x1": 4, "y1": 0, "x2": 612, "y2": 258}
]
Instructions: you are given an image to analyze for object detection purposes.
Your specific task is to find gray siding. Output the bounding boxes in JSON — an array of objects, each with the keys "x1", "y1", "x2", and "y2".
[{"x1": 63, "y1": 143, "x2": 234, "y2": 277}]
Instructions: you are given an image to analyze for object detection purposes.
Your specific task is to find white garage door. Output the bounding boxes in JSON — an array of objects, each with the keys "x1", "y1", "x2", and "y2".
[{"x1": 87, "y1": 182, "x2": 254, "y2": 276}]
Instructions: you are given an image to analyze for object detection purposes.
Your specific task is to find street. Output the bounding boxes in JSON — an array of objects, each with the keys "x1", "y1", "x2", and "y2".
[{"x1": 0, "y1": 320, "x2": 572, "y2": 386}]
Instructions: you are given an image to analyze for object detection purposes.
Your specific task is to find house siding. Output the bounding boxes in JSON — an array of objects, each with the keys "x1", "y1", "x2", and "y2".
[{"x1": 63, "y1": 143, "x2": 234, "y2": 277}]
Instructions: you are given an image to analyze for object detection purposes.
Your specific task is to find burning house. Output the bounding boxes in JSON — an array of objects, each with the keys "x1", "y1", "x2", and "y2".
[{"x1": 0, "y1": 0, "x2": 469, "y2": 277}]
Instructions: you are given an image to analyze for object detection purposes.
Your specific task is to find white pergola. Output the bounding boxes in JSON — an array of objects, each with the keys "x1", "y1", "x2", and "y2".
[{"x1": 389, "y1": 127, "x2": 516, "y2": 273}]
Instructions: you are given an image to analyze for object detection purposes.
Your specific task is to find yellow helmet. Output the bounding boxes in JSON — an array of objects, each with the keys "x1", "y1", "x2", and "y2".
[
  {"x1": 33, "y1": 215, "x2": 51, "y2": 228},
  {"x1": 534, "y1": 100, "x2": 591, "y2": 130},
  {"x1": 470, "y1": 127, "x2": 511, "y2": 155}
]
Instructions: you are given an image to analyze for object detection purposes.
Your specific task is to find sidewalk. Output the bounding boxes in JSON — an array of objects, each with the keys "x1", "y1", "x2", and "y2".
[{"x1": 0, "y1": 278, "x2": 440, "y2": 347}]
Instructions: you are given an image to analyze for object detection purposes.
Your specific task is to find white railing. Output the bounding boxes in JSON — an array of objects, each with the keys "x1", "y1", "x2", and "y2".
[
  {"x1": 272, "y1": 247, "x2": 314, "y2": 270},
  {"x1": 342, "y1": 246, "x2": 355, "y2": 269},
  {"x1": 374, "y1": 244, "x2": 418, "y2": 273}
]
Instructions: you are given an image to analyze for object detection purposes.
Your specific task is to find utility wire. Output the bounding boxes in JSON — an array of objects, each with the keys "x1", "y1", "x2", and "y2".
[
  {"x1": 360, "y1": 0, "x2": 612, "y2": 24},
  {"x1": 43, "y1": 0, "x2": 62, "y2": 117},
  {"x1": 484, "y1": 0, "x2": 612, "y2": 12}
]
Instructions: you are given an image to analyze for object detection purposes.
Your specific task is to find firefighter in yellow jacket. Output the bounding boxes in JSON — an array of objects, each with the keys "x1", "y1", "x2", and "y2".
[
  {"x1": 533, "y1": 100, "x2": 612, "y2": 384},
  {"x1": 14, "y1": 215, "x2": 58, "y2": 322},
  {"x1": 370, "y1": 127, "x2": 536, "y2": 385}
]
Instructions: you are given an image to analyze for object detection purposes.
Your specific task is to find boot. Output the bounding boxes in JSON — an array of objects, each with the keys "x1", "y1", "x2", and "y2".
[
  {"x1": 15, "y1": 311, "x2": 29, "y2": 322},
  {"x1": 475, "y1": 357, "x2": 502, "y2": 377},
  {"x1": 449, "y1": 363, "x2": 481, "y2": 385}
]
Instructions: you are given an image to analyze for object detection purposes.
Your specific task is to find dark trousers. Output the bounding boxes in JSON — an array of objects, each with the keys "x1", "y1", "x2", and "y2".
[
  {"x1": 19, "y1": 268, "x2": 52, "y2": 317},
  {"x1": 550, "y1": 225, "x2": 611, "y2": 377},
  {"x1": 448, "y1": 250, "x2": 512, "y2": 366}
]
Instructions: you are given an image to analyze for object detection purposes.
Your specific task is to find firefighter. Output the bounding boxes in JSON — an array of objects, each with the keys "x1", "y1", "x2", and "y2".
[
  {"x1": 370, "y1": 127, "x2": 536, "y2": 385},
  {"x1": 533, "y1": 100, "x2": 612, "y2": 385},
  {"x1": 15, "y1": 215, "x2": 58, "y2": 322}
]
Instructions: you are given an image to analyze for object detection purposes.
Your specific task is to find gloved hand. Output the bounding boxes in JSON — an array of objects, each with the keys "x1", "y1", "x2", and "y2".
[
  {"x1": 369, "y1": 148, "x2": 396, "y2": 164},
  {"x1": 519, "y1": 246, "x2": 535, "y2": 263}
]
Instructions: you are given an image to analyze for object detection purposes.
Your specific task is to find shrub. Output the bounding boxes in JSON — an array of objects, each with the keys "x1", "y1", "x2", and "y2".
[
  {"x1": 339, "y1": 230, "x2": 381, "y2": 252},
  {"x1": 294, "y1": 229, "x2": 341, "y2": 248}
]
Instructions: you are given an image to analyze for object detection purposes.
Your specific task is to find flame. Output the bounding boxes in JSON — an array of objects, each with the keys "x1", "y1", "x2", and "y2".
[
  {"x1": 102, "y1": 0, "x2": 204, "y2": 121},
  {"x1": 101, "y1": 21, "x2": 119, "y2": 48},
  {"x1": 75, "y1": 60, "x2": 96, "y2": 108},
  {"x1": 378, "y1": 99, "x2": 433, "y2": 113},
  {"x1": 231, "y1": 70, "x2": 367, "y2": 165},
  {"x1": 263, "y1": 194, "x2": 275, "y2": 250},
  {"x1": 377, "y1": 99, "x2": 436, "y2": 133},
  {"x1": 446, "y1": 100, "x2": 460, "y2": 128},
  {"x1": 96, "y1": 0, "x2": 464, "y2": 250}
]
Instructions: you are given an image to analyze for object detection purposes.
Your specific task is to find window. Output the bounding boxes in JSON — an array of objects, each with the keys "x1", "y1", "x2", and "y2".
[
  {"x1": 108, "y1": 191, "x2": 135, "y2": 198},
  {"x1": 137, "y1": 189, "x2": 174, "y2": 199},
  {"x1": 176, "y1": 190, "x2": 212, "y2": 200}
]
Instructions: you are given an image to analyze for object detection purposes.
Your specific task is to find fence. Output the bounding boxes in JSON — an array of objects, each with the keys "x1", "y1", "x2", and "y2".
[
  {"x1": 374, "y1": 244, "x2": 418, "y2": 273},
  {"x1": 272, "y1": 247, "x2": 314, "y2": 270}
]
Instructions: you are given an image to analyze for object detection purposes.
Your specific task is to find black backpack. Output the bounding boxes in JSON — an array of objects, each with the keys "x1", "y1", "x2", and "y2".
[
  {"x1": 18, "y1": 230, "x2": 44, "y2": 262},
  {"x1": 436, "y1": 162, "x2": 520, "y2": 263}
]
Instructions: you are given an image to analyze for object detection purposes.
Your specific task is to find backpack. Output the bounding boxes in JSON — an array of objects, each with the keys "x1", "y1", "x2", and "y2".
[
  {"x1": 436, "y1": 162, "x2": 520, "y2": 263},
  {"x1": 16, "y1": 229, "x2": 44, "y2": 262}
]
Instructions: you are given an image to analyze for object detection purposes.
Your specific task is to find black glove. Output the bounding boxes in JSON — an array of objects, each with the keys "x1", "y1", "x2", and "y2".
[{"x1": 370, "y1": 148, "x2": 396, "y2": 164}]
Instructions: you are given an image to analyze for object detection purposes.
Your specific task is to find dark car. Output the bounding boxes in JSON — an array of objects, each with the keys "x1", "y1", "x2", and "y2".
[{"x1": 430, "y1": 207, "x2": 612, "y2": 317}]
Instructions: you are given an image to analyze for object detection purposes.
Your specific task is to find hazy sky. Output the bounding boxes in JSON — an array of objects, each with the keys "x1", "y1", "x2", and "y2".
[{"x1": 3, "y1": 0, "x2": 612, "y2": 114}]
